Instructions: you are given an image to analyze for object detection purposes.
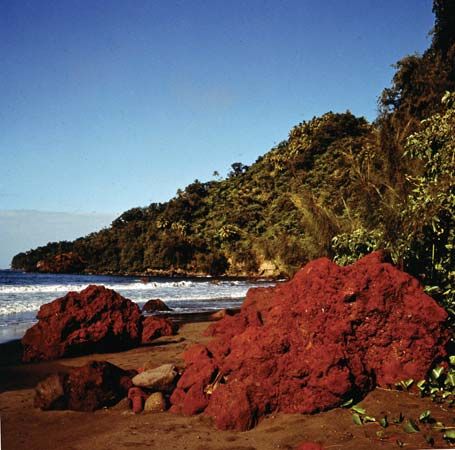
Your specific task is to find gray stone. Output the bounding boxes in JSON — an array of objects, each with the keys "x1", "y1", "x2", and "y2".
[
  {"x1": 144, "y1": 392, "x2": 166, "y2": 412},
  {"x1": 132, "y1": 363, "x2": 177, "y2": 391}
]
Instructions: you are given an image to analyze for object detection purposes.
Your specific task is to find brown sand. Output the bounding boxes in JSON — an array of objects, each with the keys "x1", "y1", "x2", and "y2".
[{"x1": 0, "y1": 321, "x2": 453, "y2": 450}]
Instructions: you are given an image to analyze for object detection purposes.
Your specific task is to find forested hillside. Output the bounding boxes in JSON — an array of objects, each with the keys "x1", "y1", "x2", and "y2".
[{"x1": 12, "y1": 0, "x2": 454, "y2": 314}]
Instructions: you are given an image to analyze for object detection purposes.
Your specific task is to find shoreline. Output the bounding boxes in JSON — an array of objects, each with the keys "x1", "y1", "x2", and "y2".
[
  {"x1": 6, "y1": 267, "x2": 284, "y2": 282},
  {"x1": 0, "y1": 310, "x2": 226, "y2": 346}
]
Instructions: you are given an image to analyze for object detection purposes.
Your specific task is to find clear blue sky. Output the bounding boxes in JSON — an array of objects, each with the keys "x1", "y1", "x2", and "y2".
[{"x1": 0, "y1": 0, "x2": 434, "y2": 267}]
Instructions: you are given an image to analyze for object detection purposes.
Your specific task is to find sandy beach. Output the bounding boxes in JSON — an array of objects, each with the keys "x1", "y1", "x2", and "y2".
[{"x1": 1, "y1": 318, "x2": 453, "y2": 450}]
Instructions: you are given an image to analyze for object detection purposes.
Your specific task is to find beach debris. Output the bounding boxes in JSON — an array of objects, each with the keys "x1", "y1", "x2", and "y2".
[
  {"x1": 34, "y1": 361, "x2": 133, "y2": 412},
  {"x1": 142, "y1": 298, "x2": 173, "y2": 313},
  {"x1": 132, "y1": 363, "x2": 178, "y2": 392},
  {"x1": 128, "y1": 387, "x2": 149, "y2": 414},
  {"x1": 144, "y1": 392, "x2": 167, "y2": 413},
  {"x1": 22, "y1": 285, "x2": 143, "y2": 362},
  {"x1": 141, "y1": 316, "x2": 177, "y2": 344},
  {"x1": 34, "y1": 373, "x2": 68, "y2": 410},
  {"x1": 204, "y1": 370, "x2": 224, "y2": 395},
  {"x1": 170, "y1": 251, "x2": 451, "y2": 430}
]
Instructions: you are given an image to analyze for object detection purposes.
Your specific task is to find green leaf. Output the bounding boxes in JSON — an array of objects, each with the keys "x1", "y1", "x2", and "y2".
[
  {"x1": 363, "y1": 416, "x2": 376, "y2": 423},
  {"x1": 419, "y1": 410, "x2": 431, "y2": 422},
  {"x1": 340, "y1": 398, "x2": 353, "y2": 408},
  {"x1": 351, "y1": 405, "x2": 366, "y2": 415},
  {"x1": 399, "y1": 378, "x2": 414, "y2": 390},
  {"x1": 403, "y1": 419, "x2": 420, "y2": 433},
  {"x1": 352, "y1": 413, "x2": 363, "y2": 425},
  {"x1": 444, "y1": 372, "x2": 455, "y2": 387},
  {"x1": 449, "y1": 355, "x2": 455, "y2": 366},
  {"x1": 379, "y1": 416, "x2": 388, "y2": 428},
  {"x1": 431, "y1": 366, "x2": 444, "y2": 381},
  {"x1": 444, "y1": 429, "x2": 455, "y2": 440},
  {"x1": 416, "y1": 379, "x2": 426, "y2": 390}
]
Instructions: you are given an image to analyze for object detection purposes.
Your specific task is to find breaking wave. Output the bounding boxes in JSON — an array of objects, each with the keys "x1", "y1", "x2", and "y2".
[{"x1": 0, "y1": 271, "x2": 274, "y2": 323}]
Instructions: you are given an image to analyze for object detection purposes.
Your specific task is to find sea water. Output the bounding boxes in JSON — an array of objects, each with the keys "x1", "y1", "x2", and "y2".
[{"x1": 0, "y1": 270, "x2": 275, "y2": 343}]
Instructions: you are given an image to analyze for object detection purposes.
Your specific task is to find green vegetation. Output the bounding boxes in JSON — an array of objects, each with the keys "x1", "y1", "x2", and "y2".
[{"x1": 12, "y1": 1, "x2": 454, "y2": 319}]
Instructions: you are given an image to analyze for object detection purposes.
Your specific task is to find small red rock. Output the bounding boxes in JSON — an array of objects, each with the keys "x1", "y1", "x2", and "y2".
[
  {"x1": 141, "y1": 316, "x2": 177, "y2": 344},
  {"x1": 128, "y1": 387, "x2": 148, "y2": 414},
  {"x1": 142, "y1": 299, "x2": 172, "y2": 313}
]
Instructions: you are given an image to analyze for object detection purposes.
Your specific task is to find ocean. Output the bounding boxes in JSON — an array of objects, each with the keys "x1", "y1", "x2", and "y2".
[{"x1": 0, "y1": 270, "x2": 275, "y2": 343}]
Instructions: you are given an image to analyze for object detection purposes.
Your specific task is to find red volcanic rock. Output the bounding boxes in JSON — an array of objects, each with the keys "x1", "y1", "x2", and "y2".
[
  {"x1": 66, "y1": 361, "x2": 132, "y2": 411},
  {"x1": 34, "y1": 361, "x2": 133, "y2": 412},
  {"x1": 142, "y1": 299, "x2": 173, "y2": 313},
  {"x1": 22, "y1": 285, "x2": 142, "y2": 362},
  {"x1": 128, "y1": 387, "x2": 149, "y2": 413},
  {"x1": 141, "y1": 316, "x2": 177, "y2": 344},
  {"x1": 170, "y1": 252, "x2": 450, "y2": 430}
]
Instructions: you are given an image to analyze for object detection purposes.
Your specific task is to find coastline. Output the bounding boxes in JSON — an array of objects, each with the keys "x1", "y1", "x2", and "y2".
[
  {"x1": 8, "y1": 267, "x2": 284, "y2": 282},
  {"x1": 0, "y1": 310, "x2": 228, "y2": 346}
]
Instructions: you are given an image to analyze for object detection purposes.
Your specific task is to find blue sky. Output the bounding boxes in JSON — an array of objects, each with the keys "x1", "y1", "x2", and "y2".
[{"x1": 0, "y1": 0, "x2": 434, "y2": 267}]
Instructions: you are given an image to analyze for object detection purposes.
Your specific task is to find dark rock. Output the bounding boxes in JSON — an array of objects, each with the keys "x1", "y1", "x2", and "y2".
[
  {"x1": 142, "y1": 299, "x2": 173, "y2": 313},
  {"x1": 34, "y1": 361, "x2": 133, "y2": 412},
  {"x1": 170, "y1": 252, "x2": 450, "y2": 430},
  {"x1": 34, "y1": 373, "x2": 68, "y2": 410},
  {"x1": 22, "y1": 285, "x2": 142, "y2": 362},
  {"x1": 141, "y1": 316, "x2": 177, "y2": 344},
  {"x1": 66, "y1": 361, "x2": 131, "y2": 411}
]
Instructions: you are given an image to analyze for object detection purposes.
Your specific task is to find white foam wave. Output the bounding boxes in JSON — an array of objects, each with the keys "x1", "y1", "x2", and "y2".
[
  {"x1": 0, "y1": 280, "x2": 245, "y2": 295},
  {"x1": 0, "y1": 276, "x2": 275, "y2": 320}
]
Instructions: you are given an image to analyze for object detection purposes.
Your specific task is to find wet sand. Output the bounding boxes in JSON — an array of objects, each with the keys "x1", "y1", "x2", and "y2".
[{"x1": 1, "y1": 320, "x2": 453, "y2": 450}]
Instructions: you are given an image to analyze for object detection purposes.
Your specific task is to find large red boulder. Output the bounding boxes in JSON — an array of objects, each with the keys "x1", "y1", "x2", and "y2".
[
  {"x1": 22, "y1": 285, "x2": 143, "y2": 362},
  {"x1": 170, "y1": 252, "x2": 450, "y2": 430}
]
